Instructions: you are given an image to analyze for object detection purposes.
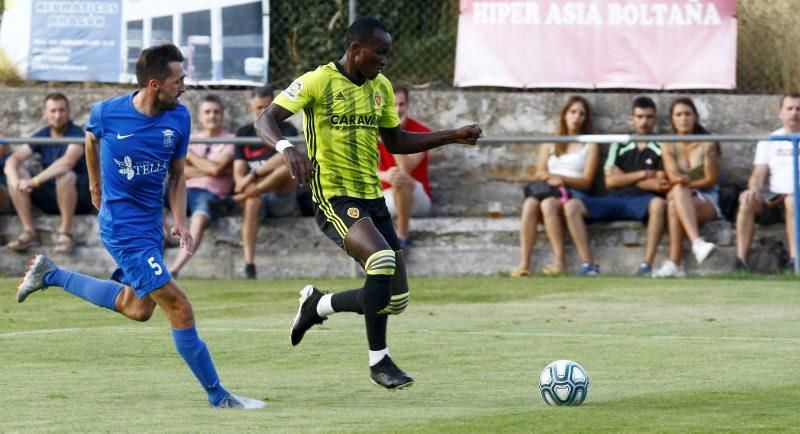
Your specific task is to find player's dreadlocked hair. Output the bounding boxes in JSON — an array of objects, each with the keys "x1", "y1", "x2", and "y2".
[
  {"x1": 345, "y1": 17, "x2": 389, "y2": 47},
  {"x1": 135, "y1": 43, "x2": 185, "y2": 88}
]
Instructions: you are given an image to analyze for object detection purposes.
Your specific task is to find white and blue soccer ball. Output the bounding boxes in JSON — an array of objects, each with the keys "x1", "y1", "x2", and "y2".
[{"x1": 538, "y1": 360, "x2": 589, "y2": 406}]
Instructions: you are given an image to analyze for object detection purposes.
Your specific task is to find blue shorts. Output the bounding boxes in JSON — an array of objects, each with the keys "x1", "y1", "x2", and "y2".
[
  {"x1": 187, "y1": 187, "x2": 224, "y2": 221},
  {"x1": 104, "y1": 237, "x2": 172, "y2": 298},
  {"x1": 581, "y1": 191, "x2": 660, "y2": 223},
  {"x1": 694, "y1": 187, "x2": 723, "y2": 220},
  {"x1": 260, "y1": 190, "x2": 298, "y2": 220}
]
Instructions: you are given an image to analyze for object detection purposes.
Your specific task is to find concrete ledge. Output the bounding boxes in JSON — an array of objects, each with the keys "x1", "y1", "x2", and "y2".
[{"x1": 0, "y1": 214, "x2": 786, "y2": 278}]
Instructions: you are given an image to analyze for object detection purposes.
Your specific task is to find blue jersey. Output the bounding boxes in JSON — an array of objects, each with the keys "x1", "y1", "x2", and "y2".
[
  {"x1": 30, "y1": 121, "x2": 87, "y2": 174},
  {"x1": 86, "y1": 93, "x2": 190, "y2": 242}
]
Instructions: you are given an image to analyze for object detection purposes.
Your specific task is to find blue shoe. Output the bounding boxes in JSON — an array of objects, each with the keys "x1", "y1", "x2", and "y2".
[
  {"x1": 577, "y1": 263, "x2": 599, "y2": 276},
  {"x1": 398, "y1": 238, "x2": 412, "y2": 249},
  {"x1": 634, "y1": 262, "x2": 652, "y2": 277}
]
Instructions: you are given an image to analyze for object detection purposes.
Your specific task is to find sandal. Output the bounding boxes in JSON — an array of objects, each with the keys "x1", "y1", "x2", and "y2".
[
  {"x1": 541, "y1": 263, "x2": 565, "y2": 276},
  {"x1": 7, "y1": 230, "x2": 40, "y2": 252},
  {"x1": 54, "y1": 232, "x2": 75, "y2": 254},
  {"x1": 510, "y1": 266, "x2": 532, "y2": 277}
]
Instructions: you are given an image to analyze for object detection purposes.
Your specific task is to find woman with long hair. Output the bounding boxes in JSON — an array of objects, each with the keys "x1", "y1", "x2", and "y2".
[
  {"x1": 653, "y1": 97, "x2": 720, "y2": 277},
  {"x1": 511, "y1": 96, "x2": 599, "y2": 276}
]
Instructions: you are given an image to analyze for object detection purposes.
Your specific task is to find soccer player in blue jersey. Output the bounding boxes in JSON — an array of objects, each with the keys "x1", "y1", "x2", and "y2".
[{"x1": 14, "y1": 43, "x2": 266, "y2": 410}]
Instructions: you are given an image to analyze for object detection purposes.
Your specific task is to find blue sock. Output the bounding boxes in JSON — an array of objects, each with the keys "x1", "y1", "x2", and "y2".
[
  {"x1": 44, "y1": 268, "x2": 123, "y2": 311},
  {"x1": 172, "y1": 326, "x2": 229, "y2": 405}
]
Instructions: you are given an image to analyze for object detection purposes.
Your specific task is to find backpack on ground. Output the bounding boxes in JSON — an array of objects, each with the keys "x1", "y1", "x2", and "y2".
[{"x1": 746, "y1": 238, "x2": 789, "y2": 274}]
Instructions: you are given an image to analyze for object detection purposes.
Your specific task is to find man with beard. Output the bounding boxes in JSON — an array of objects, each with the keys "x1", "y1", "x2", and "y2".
[{"x1": 15, "y1": 44, "x2": 265, "y2": 410}]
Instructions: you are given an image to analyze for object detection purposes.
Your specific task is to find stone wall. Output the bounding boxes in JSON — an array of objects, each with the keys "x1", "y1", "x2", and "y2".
[
  {"x1": 0, "y1": 87, "x2": 785, "y2": 216},
  {"x1": 0, "y1": 214, "x2": 785, "y2": 279}
]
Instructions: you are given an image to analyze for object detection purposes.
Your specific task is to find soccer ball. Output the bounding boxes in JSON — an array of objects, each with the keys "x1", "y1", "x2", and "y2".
[{"x1": 538, "y1": 360, "x2": 589, "y2": 406}]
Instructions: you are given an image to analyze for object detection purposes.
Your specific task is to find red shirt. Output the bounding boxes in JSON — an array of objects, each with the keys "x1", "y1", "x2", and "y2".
[{"x1": 378, "y1": 117, "x2": 432, "y2": 197}]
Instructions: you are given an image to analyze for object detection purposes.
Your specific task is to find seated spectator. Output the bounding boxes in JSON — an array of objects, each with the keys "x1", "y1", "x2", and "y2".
[
  {"x1": 562, "y1": 96, "x2": 668, "y2": 276},
  {"x1": 3, "y1": 93, "x2": 92, "y2": 253},
  {"x1": 0, "y1": 138, "x2": 10, "y2": 216},
  {"x1": 169, "y1": 94, "x2": 235, "y2": 276},
  {"x1": 233, "y1": 85, "x2": 298, "y2": 279},
  {"x1": 511, "y1": 96, "x2": 599, "y2": 276},
  {"x1": 377, "y1": 86, "x2": 432, "y2": 248},
  {"x1": 654, "y1": 98, "x2": 719, "y2": 277},
  {"x1": 735, "y1": 92, "x2": 800, "y2": 271}
]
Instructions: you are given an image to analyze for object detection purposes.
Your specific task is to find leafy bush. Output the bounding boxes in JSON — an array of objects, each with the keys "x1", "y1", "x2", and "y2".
[
  {"x1": 0, "y1": 47, "x2": 22, "y2": 85},
  {"x1": 737, "y1": 0, "x2": 800, "y2": 93}
]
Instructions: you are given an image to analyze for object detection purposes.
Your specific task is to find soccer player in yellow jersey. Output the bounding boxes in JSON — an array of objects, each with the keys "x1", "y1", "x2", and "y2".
[{"x1": 255, "y1": 17, "x2": 481, "y2": 389}]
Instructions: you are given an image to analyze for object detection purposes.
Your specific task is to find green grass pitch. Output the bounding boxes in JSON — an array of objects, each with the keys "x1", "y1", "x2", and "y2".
[{"x1": 1, "y1": 275, "x2": 799, "y2": 432}]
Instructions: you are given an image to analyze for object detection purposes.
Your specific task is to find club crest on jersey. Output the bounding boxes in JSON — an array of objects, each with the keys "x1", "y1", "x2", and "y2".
[
  {"x1": 373, "y1": 91, "x2": 382, "y2": 107},
  {"x1": 347, "y1": 207, "x2": 360, "y2": 219},
  {"x1": 162, "y1": 129, "x2": 175, "y2": 147},
  {"x1": 284, "y1": 80, "x2": 303, "y2": 100}
]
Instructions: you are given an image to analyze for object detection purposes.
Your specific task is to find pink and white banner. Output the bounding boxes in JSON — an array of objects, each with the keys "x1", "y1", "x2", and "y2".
[{"x1": 454, "y1": 0, "x2": 737, "y2": 89}]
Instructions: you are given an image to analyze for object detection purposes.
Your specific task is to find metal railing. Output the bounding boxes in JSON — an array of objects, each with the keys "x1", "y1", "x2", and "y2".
[{"x1": 3, "y1": 133, "x2": 799, "y2": 274}]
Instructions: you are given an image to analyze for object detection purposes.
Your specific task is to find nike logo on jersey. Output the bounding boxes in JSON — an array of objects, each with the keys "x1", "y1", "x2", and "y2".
[{"x1": 117, "y1": 133, "x2": 135, "y2": 139}]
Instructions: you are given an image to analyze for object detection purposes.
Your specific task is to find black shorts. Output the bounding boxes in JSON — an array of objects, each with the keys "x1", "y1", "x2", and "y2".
[
  {"x1": 313, "y1": 196, "x2": 401, "y2": 254},
  {"x1": 757, "y1": 195, "x2": 786, "y2": 226},
  {"x1": 31, "y1": 172, "x2": 94, "y2": 215}
]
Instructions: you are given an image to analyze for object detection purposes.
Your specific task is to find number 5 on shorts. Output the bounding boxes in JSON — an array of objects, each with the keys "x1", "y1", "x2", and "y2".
[{"x1": 148, "y1": 256, "x2": 163, "y2": 275}]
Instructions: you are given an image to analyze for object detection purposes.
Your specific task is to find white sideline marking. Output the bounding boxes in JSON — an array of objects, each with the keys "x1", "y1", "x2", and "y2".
[{"x1": 1, "y1": 326, "x2": 798, "y2": 343}]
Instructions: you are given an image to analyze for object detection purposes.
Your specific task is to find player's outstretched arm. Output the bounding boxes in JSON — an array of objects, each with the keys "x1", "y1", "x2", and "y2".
[
  {"x1": 254, "y1": 104, "x2": 314, "y2": 187},
  {"x1": 380, "y1": 124, "x2": 482, "y2": 155},
  {"x1": 167, "y1": 158, "x2": 194, "y2": 255},
  {"x1": 85, "y1": 131, "x2": 102, "y2": 210}
]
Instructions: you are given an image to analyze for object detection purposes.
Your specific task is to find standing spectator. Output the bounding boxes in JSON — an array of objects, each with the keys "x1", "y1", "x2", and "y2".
[
  {"x1": 562, "y1": 96, "x2": 669, "y2": 276},
  {"x1": 653, "y1": 98, "x2": 719, "y2": 277},
  {"x1": 4, "y1": 93, "x2": 92, "y2": 253},
  {"x1": 169, "y1": 95, "x2": 235, "y2": 276},
  {"x1": 735, "y1": 93, "x2": 800, "y2": 270},
  {"x1": 511, "y1": 96, "x2": 600, "y2": 276},
  {"x1": 232, "y1": 85, "x2": 298, "y2": 279},
  {"x1": 377, "y1": 86, "x2": 432, "y2": 248}
]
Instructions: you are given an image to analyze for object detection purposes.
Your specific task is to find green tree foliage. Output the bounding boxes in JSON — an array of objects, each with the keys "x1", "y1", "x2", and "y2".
[
  {"x1": 737, "y1": 0, "x2": 800, "y2": 94},
  {"x1": 268, "y1": 0, "x2": 349, "y2": 87},
  {"x1": 268, "y1": 0, "x2": 458, "y2": 88}
]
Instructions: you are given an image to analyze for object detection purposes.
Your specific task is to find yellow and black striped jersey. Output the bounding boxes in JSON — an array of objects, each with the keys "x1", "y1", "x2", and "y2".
[{"x1": 274, "y1": 62, "x2": 401, "y2": 201}]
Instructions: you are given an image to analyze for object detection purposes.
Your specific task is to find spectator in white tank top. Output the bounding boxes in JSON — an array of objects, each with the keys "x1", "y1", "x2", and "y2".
[{"x1": 511, "y1": 96, "x2": 600, "y2": 276}]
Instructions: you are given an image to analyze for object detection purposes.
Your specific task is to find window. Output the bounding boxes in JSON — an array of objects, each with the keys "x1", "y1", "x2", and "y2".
[
  {"x1": 181, "y1": 9, "x2": 211, "y2": 81},
  {"x1": 222, "y1": 2, "x2": 263, "y2": 80},
  {"x1": 152, "y1": 16, "x2": 173, "y2": 45},
  {"x1": 126, "y1": 20, "x2": 143, "y2": 75}
]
